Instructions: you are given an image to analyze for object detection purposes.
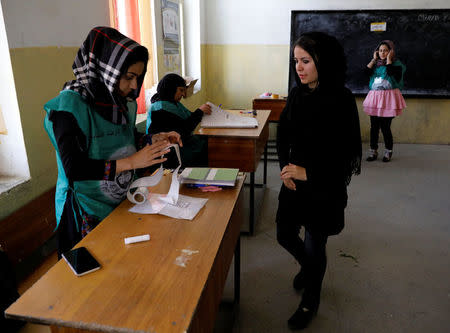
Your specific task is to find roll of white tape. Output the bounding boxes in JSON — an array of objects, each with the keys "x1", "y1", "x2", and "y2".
[{"x1": 132, "y1": 187, "x2": 149, "y2": 204}]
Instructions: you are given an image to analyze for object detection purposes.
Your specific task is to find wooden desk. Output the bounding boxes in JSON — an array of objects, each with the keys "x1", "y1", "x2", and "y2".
[
  {"x1": 252, "y1": 97, "x2": 286, "y2": 123},
  {"x1": 6, "y1": 175, "x2": 245, "y2": 333},
  {"x1": 195, "y1": 110, "x2": 270, "y2": 235}
]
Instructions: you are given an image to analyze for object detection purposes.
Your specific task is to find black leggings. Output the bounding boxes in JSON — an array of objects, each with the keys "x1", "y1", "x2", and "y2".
[
  {"x1": 370, "y1": 116, "x2": 394, "y2": 150},
  {"x1": 277, "y1": 222, "x2": 328, "y2": 310}
]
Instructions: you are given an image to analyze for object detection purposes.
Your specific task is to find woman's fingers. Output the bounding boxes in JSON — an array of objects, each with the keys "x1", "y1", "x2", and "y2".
[
  {"x1": 152, "y1": 131, "x2": 183, "y2": 147},
  {"x1": 283, "y1": 178, "x2": 296, "y2": 190}
]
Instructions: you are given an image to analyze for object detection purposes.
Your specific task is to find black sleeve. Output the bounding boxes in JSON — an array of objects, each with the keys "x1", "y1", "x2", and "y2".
[
  {"x1": 304, "y1": 91, "x2": 357, "y2": 188},
  {"x1": 276, "y1": 89, "x2": 296, "y2": 171},
  {"x1": 386, "y1": 64, "x2": 402, "y2": 83},
  {"x1": 149, "y1": 109, "x2": 203, "y2": 139},
  {"x1": 364, "y1": 66, "x2": 374, "y2": 77},
  {"x1": 50, "y1": 111, "x2": 115, "y2": 181}
]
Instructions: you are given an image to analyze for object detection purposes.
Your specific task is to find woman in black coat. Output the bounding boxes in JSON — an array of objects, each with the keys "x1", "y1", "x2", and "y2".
[{"x1": 276, "y1": 32, "x2": 362, "y2": 330}]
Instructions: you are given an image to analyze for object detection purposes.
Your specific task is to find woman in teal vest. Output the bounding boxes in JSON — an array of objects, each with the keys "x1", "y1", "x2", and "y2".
[
  {"x1": 363, "y1": 40, "x2": 406, "y2": 162},
  {"x1": 44, "y1": 27, "x2": 181, "y2": 257},
  {"x1": 146, "y1": 73, "x2": 211, "y2": 167}
]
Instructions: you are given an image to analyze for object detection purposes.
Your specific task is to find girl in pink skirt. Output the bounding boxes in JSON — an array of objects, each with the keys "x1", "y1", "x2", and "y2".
[{"x1": 363, "y1": 40, "x2": 406, "y2": 162}]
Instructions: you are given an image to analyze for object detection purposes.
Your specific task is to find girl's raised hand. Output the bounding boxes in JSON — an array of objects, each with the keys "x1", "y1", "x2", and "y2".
[
  {"x1": 387, "y1": 50, "x2": 395, "y2": 63},
  {"x1": 373, "y1": 50, "x2": 378, "y2": 60}
]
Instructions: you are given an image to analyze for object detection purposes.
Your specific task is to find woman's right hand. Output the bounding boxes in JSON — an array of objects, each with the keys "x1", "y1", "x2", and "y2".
[
  {"x1": 373, "y1": 51, "x2": 378, "y2": 60},
  {"x1": 116, "y1": 140, "x2": 171, "y2": 173},
  {"x1": 199, "y1": 103, "x2": 212, "y2": 115},
  {"x1": 283, "y1": 178, "x2": 296, "y2": 191}
]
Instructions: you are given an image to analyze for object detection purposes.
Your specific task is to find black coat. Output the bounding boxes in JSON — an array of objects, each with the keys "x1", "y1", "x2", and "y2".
[{"x1": 276, "y1": 85, "x2": 360, "y2": 236}]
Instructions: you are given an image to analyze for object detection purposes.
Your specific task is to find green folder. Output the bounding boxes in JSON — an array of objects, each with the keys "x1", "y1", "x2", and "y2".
[{"x1": 180, "y1": 168, "x2": 239, "y2": 186}]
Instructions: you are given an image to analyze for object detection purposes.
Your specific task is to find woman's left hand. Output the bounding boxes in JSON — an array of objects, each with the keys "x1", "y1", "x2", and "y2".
[
  {"x1": 152, "y1": 131, "x2": 183, "y2": 147},
  {"x1": 199, "y1": 103, "x2": 212, "y2": 115},
  {"x1": 280, "y1": 163, "x2": 307, "y2": 181},
  {"x1": 387, "y1": 50, "x2": 395, "y2": 63}
]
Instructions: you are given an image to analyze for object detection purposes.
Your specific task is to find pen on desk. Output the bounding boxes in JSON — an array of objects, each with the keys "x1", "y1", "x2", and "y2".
[
  {"x1": 218, "y1": 104, "x2": 222, "y2": 109},
  {"x1": 240, "y1": 111, "x2": 253, "y2": 114}
]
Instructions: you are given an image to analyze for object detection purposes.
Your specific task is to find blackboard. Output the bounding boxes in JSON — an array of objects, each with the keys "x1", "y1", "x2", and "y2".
[{"x1": 289, "y1": 10, "x2": 450, "y2": 97}]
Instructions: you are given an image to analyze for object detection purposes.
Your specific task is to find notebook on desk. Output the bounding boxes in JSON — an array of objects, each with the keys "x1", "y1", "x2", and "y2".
[
  {"x1": 179, "y1": 167, "x2": 239, "y2": 187},
  {"x1": 200, "y1": 102, "x2": 258, "y2": 128}
]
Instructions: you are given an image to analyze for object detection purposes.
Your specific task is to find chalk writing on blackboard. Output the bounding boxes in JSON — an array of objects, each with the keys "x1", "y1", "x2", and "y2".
[{"x1": 417, "y1": 14, "x2": 440, "y2": 22}]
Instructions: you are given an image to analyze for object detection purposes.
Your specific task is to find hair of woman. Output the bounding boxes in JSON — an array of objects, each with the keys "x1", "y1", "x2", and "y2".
[{"x1": 292, "y1": 32, "x2": 347, "y2": 90}]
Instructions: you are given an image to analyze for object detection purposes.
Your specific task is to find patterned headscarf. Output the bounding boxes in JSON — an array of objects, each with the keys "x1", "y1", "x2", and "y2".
[
  {"x1": 63, "y1": 27, "x2": 148, "y2": 124},
  {"x1": 375, "y1": 40, "x2": 395, "y2": 67}
]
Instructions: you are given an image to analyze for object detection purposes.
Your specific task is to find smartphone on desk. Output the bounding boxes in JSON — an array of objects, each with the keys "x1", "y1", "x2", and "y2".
[{"x1": 62, "y1": 247, "x2": 101, "y2": 277}]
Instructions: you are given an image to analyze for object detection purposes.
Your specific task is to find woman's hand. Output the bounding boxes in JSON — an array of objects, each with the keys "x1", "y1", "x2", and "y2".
[
  {"x1": 387, "y1": 50, "x2": 395, "y2": 64},
  {"x1": 367, "y1": 51, "x2": 378, "y2": 68},
  {"x1": 116, "y1": 140, "x2": 171, "y2": 173},
  {"x1": 152, "y1": 131, "x2": 183, "y2": 147},
  {"x1": 199, "y1": 103, "x2": 212, "y2": 115},
  {"x1": 280, "y1": 163, "x2": 307, "y2": 181},
  {"x1": 283, "y1": 178, "x2": 296, "y2": 191},
  {"x1": 373, "y1": 50, "x2": 378, "y2": 60}
]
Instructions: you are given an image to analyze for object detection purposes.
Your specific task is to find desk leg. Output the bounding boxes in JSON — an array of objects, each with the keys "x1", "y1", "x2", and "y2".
[
  {"x1": 234, "y1": 236, "x2": 240, "y2": 304},
  {"x1": 249, "y1": 172, "x2": 255, "y2": 236},
  {"x1": 263, "y1": 144, "x2": 268, "y2": 185}
]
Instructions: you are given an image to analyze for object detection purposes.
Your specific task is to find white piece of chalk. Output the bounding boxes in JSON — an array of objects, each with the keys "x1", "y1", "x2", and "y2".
[{"x1": 124, "y1": 234, "x2": 150, "y2": 245}]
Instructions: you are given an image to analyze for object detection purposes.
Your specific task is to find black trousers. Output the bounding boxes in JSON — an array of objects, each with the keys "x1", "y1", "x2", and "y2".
[
  {"x1": 277, "y1": 222, "x2": 328, "y2": 310},
  {"x1": 370, "y1": 116, "x2": 394, "y2": 150}
]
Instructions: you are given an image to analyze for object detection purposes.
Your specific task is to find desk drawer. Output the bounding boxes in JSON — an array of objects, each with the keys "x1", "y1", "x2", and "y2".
[
  {"x1": 207, "y1": 123, "x2": 269, "y2": 173},
  {"x1": 252, "y1": 99, "x2": 286, "y2": 122}
]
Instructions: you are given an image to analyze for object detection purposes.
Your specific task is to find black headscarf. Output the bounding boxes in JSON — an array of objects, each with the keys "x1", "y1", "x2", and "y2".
[
  {"x1": 150, "y1": 73, "x2": 186, "y2": 103},
  {"x1": 63, "y1": 27, "x2": 148, "y2": 124},
  {"x1": 375, "y1": 40, "x2": 395, "y2": 67},
  {"x1": 292, "y1": 32, "x2": 361, "y2": 185}
]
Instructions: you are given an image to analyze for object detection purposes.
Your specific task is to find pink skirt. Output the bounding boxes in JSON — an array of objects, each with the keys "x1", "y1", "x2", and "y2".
[{"x1": 363, "y1": 88, "x2": 406, "y2": 117}]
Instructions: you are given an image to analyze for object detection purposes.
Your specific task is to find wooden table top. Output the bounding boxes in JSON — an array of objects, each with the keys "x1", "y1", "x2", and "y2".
[
  {"x1": 195, "y1": 110, "x2": 270, "y2": 138},
  {"x1": 6, "y1": 175, "x2": 245, "y2": 333}
]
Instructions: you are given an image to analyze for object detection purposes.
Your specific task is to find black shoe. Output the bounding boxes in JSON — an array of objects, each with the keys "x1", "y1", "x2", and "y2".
[
  {"x1": 288, "y1": 306, "x2": 316, "y2": 330},
  {"x1": 366, "y1": 149, "x2": 378, "y2": 162},
  {"x1": 382, "y1": 149, "x2": 393, "y2": 162},
  {"x1": 293, "y1": 269, "x2": 306, "y2": 291}
]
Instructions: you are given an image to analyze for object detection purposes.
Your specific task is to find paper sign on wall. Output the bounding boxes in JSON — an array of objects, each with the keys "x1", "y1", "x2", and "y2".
[{"x1": 370, "y1": 22, "x2": 387, "y2": 32}]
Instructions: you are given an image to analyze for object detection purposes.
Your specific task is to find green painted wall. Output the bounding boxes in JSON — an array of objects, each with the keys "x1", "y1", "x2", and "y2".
[{"x1": 0, "y1": 46, "x2": 77, "y2": 219}]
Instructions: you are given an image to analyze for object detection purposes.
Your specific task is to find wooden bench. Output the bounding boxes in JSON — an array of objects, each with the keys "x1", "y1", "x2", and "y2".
[{"x1": 0, "y1": 187, "x2": 57, "y2": 285}]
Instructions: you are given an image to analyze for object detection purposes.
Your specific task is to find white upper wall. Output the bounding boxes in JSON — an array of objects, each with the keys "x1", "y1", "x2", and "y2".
[
  {"x1": 1, "y1": 0, "x2": 110, "y2": 48},
  {"x1": 204, "y1": 0, "x2": 450, "y2": 45}
]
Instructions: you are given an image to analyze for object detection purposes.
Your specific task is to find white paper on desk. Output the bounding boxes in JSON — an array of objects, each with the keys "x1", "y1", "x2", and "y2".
[
  {"x1": 201, "y1": 102, "x2": 258, "y2": 128},
  {"x1": 129, "y1": 194, "x2": 208, "y2": 220},
  {"x1": 127, "y1": 144, "x2": 181, "y2": 208}
]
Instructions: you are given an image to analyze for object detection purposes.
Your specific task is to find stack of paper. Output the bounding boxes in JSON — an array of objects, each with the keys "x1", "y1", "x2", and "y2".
[
  {"x1": 180, "y1": 168, "x2": 239, "y2": 187},
  {"x1": 201, "y1": 102, "x2": 258, "y2": 128}
]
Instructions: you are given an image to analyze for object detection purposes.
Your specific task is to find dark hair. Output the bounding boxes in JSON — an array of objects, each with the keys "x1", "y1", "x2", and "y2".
[
  {"x1": 121, "y1": 45, "x2": 149, "y2": 75},
  {"x1": 151, "y1": 73, "x2": 186, "y2": 103},
  {"x1": 292, "y1": 32, "x2": 347, "y2": 90},
  {"x1": 377, "y1": 42, "x2": 391, "y2": 51}
]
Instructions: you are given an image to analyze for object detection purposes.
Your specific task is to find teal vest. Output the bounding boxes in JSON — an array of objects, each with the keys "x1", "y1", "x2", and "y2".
[
  {"x1": 44, "y1": 90, "x2": 137, "y2": 228},
  {"x1": 146, "y1": 100, "x2": 191, "y2": 132},
  {"x1": 369, "y1": 60, "x2": 406, "y2": 90},
  {"x1": 145, "y1": 100, "x2": 206, "y2": 166}
]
